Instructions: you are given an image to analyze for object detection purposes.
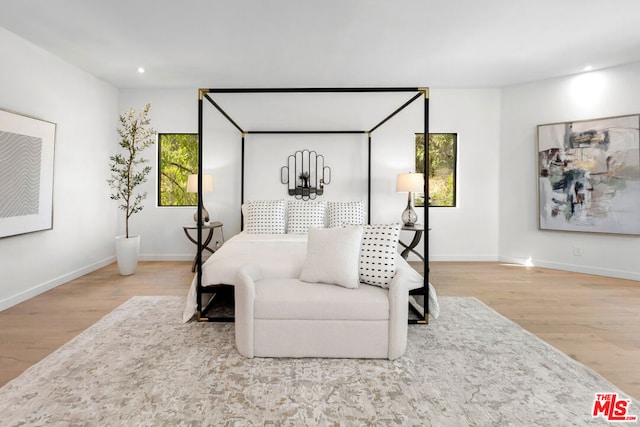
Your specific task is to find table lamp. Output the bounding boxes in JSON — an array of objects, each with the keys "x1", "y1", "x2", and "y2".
[
  {"x1": 187, "y1": 174, "x2": 215, "y2": 224},
  {"x1": 396, "y1": 172, "x2": 424, "y2": 227}
]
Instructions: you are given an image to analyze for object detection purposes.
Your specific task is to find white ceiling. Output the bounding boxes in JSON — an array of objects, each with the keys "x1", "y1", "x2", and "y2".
[{"x1": 2, "y1": 0, "x2": 640, "y2": 89}]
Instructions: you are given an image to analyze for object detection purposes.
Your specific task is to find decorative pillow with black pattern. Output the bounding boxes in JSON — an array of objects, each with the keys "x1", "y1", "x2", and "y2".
[
  {"x1": 286, "y1": 200, "x2": 327, "y2": 234},
  {"x1": 244, "y1": 199, "x2": 286, "y2": 234},
  {"x1": 359, "y1": 223, "x2": 401, "y2": 288},
  {"x1": 327, "y1": 200, "x2": 366, "y2": 228}
]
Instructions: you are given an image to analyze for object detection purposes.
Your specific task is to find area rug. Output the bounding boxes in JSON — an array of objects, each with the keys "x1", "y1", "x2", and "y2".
[{"x1": 0, "y1": 297, "x2": 636, "y2": 426}]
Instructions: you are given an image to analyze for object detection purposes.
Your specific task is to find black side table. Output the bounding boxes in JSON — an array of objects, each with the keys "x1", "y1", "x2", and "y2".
[
  {"x1": 400, "y1": 224, "x2": 430, "y2": 323},
  {"x1": 183, "y1": 222, "x2": 224, "y2": 272},
  {"x1": 399, "y1": 224, "x2": 424, "y2": 261}
]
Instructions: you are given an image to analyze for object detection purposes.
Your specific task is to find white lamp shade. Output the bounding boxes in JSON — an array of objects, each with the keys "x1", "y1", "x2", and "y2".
[
  {"x1": 396, "y1": 173, "x2": 424, "y2": 193},
  {"x1": 187, "y1": 174, "x2": 215, "y2": 193}
]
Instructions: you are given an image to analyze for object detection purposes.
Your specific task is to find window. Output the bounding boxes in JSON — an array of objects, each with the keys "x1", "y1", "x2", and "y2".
[
  {"x1": 158, "y1": 133, "x2": 199, "y2": 206},
  {"x1": 415, "y1": 133, "x2": 457, "y2": 207}
]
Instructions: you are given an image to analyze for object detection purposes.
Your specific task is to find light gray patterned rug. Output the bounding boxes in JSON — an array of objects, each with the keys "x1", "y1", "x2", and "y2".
[{"x1": 0, "y1": 296, "x2": 637, "y2": 426}]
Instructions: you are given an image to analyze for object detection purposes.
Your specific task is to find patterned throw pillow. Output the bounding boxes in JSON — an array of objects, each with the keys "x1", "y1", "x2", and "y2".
[
  {"x1": 286, "y1": 200, "x2": 327, "y2": 234},
  {"x1": 244, "y1": 200, "x2": 286, "y2": 234},
  {"x1": 327, "y1": 200, "x2": 367, "y2": 228},
  {"x1": 359, "y1": 223, "x2": 401, "y2": 288}
]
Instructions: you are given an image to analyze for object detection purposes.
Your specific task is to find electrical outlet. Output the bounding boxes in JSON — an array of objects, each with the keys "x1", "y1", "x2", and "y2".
[{"x1": 573, "y1": 246, "x2": 583, "y2": 256}]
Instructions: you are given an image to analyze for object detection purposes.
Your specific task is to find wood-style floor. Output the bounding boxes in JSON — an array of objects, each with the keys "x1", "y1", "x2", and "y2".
[{"x1": 0, "y1": 261, "x2": 638, "y2": 400}]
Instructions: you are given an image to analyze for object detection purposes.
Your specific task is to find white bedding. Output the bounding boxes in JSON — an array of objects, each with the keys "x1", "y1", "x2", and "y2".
[{"x1": 183, "y1": 232, "x2": 439, "y2": 322}]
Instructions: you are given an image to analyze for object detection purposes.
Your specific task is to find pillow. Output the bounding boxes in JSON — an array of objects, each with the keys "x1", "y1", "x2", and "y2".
[
  {"x1": 300, "y1": 226, "x2": 363, "y2": 288},
  {"x1": 244, "y1": 199, "x2": 286, "y2": 234},
  {"x1": 286, "y1": 200, "x2": 327, "y2": 234},
  {"x1": 359, "y1": 223, "x2": 401, "y2": 288},
  {"x1": 327, "y1": 200, "x2": 367, "y2": 228}
]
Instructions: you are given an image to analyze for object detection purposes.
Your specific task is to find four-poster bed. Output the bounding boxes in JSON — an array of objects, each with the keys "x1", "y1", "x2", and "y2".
[{"x1": 189, "y1": 87, "x2": 432, "y2": 325}]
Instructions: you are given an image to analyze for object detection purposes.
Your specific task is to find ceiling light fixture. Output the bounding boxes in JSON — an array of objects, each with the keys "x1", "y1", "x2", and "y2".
[
  {"x1": 137, "y1": 67, "x2": 145, "y2": 74},
  {"x1": 583, "y1": 65, "x2": 593, "y2": 72}
]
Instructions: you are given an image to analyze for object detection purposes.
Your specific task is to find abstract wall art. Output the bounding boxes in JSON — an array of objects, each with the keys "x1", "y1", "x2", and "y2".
[
  {"x1": 537, "y1": 114, "x2": 640, "y2": 235},
  {"x1": 0, "y1": 109, "x2": 56, "y2": 238}
]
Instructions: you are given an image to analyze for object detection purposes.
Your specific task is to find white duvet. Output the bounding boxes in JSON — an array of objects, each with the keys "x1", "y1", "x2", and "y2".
[{"x1": 183, "y1": 232, "x2": 439, "y2": 322}]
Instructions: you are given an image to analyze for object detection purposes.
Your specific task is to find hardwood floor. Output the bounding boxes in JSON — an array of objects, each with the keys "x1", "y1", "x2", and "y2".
[{"x1": 0, "y1": 260, "x2": 638, "y2": 400}]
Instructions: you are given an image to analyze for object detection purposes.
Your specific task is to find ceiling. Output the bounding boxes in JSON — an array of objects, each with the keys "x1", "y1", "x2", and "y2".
[{"x1": 2, "y1": 0, "x2": 640, "y2": 89}]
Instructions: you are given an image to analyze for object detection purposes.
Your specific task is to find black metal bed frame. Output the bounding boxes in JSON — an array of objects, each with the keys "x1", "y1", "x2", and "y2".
[{"x1": 196, "y1": 87, "x2": 430, "y2": 324}]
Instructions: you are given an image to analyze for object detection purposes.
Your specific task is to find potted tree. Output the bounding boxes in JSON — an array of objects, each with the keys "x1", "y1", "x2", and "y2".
[{"x1": 107, "y1": 104, "x2": 155, "y2": 275}]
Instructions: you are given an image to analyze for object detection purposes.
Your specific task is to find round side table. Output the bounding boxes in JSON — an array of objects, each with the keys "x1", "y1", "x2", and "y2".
[
  {"x1": 183, "y1": 222, "x2": 224, "y2": 272},
  {"x1": 399, "y1": 224, "x2": 424, "y2": 261}
]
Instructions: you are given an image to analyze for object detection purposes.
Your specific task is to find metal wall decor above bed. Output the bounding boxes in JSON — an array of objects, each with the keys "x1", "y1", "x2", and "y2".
[
  {"x1": 281, "y1": 149, "x2": 331, "y2": 200},
  {"x1": 197, "y1": 87, "x2": 430, "y2": 324}
]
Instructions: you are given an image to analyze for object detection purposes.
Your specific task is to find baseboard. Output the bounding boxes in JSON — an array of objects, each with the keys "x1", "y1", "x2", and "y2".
[
  {"x1": 533, "y1": 259, "x2": 640, "y2": 281},
  {"x1": 0, "y1": 256, "x2": 116, "y2": 312},
  {"x1": 498, "y1": 256, "x2": 640, "y2": 281}
]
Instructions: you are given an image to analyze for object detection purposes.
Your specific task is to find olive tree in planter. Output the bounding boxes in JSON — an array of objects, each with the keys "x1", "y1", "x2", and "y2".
[{"x1": 107, "y1": 104, "x2": 155, "y2": 275}]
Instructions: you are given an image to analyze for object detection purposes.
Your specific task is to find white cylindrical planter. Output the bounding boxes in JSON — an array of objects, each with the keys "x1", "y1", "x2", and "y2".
[{"x1": 115, "y1": 235, "x2": 140, "y2": 276}]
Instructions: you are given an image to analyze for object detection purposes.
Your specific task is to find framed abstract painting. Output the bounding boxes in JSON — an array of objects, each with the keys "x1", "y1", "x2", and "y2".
[
  {"x1": 537, "y1": 114, "x2": 640, "y2": 235},
  {"x1": 0, "y1": 108, "x2": 56, "y2": 238}
]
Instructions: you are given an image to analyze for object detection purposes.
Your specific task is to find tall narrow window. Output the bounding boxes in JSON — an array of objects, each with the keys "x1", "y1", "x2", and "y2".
[
  {"x1": 158, "y1": 133, "x2": 199, "y2": 206},
  {"x1": 415, "y1": 133, "x2": 457, "y2": 207}
]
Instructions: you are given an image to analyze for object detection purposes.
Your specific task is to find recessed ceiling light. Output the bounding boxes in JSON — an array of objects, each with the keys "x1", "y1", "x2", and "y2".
[
  {"x1": 583, "y1": 65, "x2": 594, "y2": 72},
  {"x1": 137, "y1": 67, "x2": 145, "y2": 74}
]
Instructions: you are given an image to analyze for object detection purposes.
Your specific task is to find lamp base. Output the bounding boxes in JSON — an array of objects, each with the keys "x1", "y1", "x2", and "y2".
[
  {"x1": 193, "y1": 206, "x2": 210, "y2": 225},
  {"x1": 401, "y1": 200, "x2": 418, "y2": 227}
]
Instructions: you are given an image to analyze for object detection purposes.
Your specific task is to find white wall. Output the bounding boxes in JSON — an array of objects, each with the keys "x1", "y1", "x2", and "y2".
[
  {"x1": 0, "y1": 28, "x2": 118, "y2": 310},
  {"x1": 500, "y1": 62, "x2": 640, "y2": 280},
  {"x1": 428, "y1": 89, "x2": 501, "y2": 261},
  {"x1": 117, "y1": 88, "x2": 502, "y2": 263},
  {"x1": 117, "y1": 89, "x2": 200, "y2": 260}
]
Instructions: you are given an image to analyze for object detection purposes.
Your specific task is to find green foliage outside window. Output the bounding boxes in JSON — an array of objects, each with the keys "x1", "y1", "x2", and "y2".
[
  {"x1": 415, "y1": 133, "x2": 457, "y2": 207},
  {"x1": 158, "y1": 133, "x2": 198, "y2": 206}
]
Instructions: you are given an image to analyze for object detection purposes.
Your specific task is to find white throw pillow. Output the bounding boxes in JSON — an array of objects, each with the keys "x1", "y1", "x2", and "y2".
[
  {"x1": 300, "y1": 226, "x2": 363, "y2": 289},
  {"x1": 244, "y1": 200, "x2": 286, "y2": 234},
  {"x1": 286, "y1": 200, "x2": 327, "y2": 234},
  {"x1": 327, "y1": 200, "x2": 367, "y2": 228},
  {"x1": 360, "y1": 223, "x2": 401, "y2": 288}
]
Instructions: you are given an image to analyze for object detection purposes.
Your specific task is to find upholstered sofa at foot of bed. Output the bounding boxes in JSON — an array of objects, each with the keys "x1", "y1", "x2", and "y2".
[{"x1": 234, "y1": 264, "x2": 409, "y2": 360}]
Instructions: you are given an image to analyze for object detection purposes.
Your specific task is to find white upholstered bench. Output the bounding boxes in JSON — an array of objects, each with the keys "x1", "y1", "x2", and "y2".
[{"x1": 234, "y1": 264, "x2": 409, "y2": 360}]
